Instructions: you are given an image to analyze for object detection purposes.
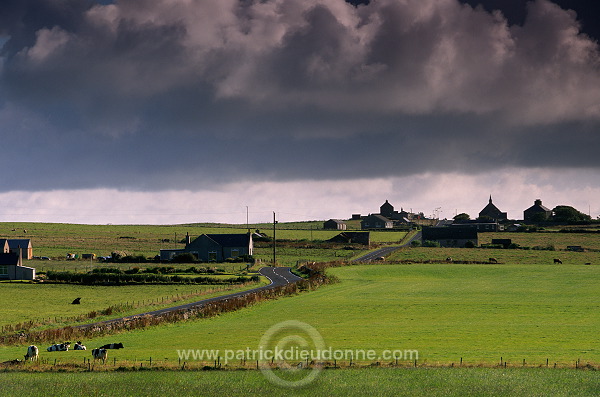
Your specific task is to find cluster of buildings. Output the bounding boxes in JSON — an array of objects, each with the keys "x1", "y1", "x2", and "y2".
[
  {"x1": 322, "y1": 197, "x2": 563, "y2": 248},
  {"x1": 324, "y1": 197, "x2": 556, "y2": 232}
]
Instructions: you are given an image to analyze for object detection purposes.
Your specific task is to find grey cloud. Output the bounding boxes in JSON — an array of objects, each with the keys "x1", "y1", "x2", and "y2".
[{"x1": 0, "y1": 0, "x2": 599, "y2": 192}]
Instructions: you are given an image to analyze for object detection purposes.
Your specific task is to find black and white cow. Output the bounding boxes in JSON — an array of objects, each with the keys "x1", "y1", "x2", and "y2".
[
  {"x1": 91, "y1": 348, "x2": 108, "y2": 363},
  {"x1": 99, "y1": 343, "x2": 124, "y2": 349},
  {"x1": 47, "y1": 342, "x2": 70, "y2": 352},
  {"x1": 24, "y1": 345, "x2": 38, "y2": 361},
  {"x1": 73, "y1": 341, "x2": 86, "y2": 350}
]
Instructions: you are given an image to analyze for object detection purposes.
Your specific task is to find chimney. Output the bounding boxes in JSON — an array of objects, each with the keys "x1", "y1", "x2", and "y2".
[{"x1": 185, "y1": 232, "x2": 191, "y2": 246}]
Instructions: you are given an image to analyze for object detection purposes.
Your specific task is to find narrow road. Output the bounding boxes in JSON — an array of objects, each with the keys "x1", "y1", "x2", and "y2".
[
  {"x1": 75, "y1": 267, "x2": 302, "y2": 330},
  {"x1": 352, "y1": 230, "x2": 422, "y2": 262}
]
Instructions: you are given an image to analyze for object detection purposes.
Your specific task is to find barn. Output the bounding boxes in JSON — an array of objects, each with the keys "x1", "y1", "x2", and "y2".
[
  {"x1": 421, "y1": 227, "x2": 478, "y2": 248},
  {"x1": 323, "y1": 219, "x2": 347, "y2": 230}
]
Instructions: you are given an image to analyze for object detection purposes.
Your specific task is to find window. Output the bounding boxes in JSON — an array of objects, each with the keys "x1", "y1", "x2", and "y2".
[
  {"x1": 0, "y1": 265, "x2": 8, "y2": 275},
  {"x1": 231, "y1": 249, "x2": 239, "y2": 258},
  {"x1": 208, "y1": 251, "x2": 217, "y2": 261}
]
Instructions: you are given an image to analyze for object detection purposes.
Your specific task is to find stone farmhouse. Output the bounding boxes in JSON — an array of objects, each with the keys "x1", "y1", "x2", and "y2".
[
  {"x1": 524, "y1": 199, "x2": 553, "y2": 222},
  {"x1": 0, "y1": 239, "x2": 35, "y2": 280},
  {"x1": 160, "y1": 233, "x2": 253, "y2": 262},
  {"x1": 360, "y1": 200, "x2": 416, "y2": 230}
]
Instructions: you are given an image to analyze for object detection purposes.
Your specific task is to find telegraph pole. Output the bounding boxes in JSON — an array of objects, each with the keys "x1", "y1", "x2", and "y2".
[{"x1": 273, "y1": 211, "x2": 276, "y2": 265}]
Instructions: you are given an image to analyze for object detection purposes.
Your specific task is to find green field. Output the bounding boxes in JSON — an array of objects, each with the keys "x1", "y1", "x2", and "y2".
[
  {"x1": 0, "y1": 368, "x2": 598, "y2": 396},
  {"x1": 0, "y1": 222, "x2": 407, "y2": 263},
  {"x1": 0, "y1": 279, "x2": 268, "y2": 332},
  {"x1": 2, "y1": 262, "x2": 598, "y2": 367},
  {"x1": 2, "y1": 223, "x2": 600, "y2": 394}
]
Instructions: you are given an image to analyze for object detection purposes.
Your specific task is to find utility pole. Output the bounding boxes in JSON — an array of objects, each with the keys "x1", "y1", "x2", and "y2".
[
  {"x1": 246, "y1": 206, "x2": 249, "y2": 234},
  {"x1": 272, "y1": 212, "x2": 276, "y2": 265}
]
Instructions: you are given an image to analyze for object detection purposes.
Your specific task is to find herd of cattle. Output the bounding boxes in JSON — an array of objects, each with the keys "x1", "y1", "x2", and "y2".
[{"x1": 24, "y1": 342, "x2": 124, "y2": 364}]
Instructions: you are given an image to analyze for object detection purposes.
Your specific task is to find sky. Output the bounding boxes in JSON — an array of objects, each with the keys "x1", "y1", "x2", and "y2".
[{"x1": 0, "y1": 0, "x2": 599, "y2": 224}]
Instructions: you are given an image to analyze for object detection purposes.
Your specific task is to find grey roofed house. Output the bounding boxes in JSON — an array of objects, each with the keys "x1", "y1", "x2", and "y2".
[
  {"x1": 524, "y1": 199, "x2": 553, "y2": 222},
  {"x1": 323, "y1": 219, "x2": 347, "y2": 230},
  {"x1": 160, "y1": 233, "x2": 253, "y2": 262},
  {"x1": 421, "y1": 226, "x2": 478, "y2": 248},
  {"x1": 361, "y1": 214, "x2": 393, "y2": 229},
  {"x1": 0, "y1": 251, "x2": 36, "y2": 280},
  {"x1": 478, "y1": 196, "x2": 508, "y2": 221},
  {"x1": 327, "y1": 232, "x2": 370, "y2": 246},
  {"x1": 7, "y1": 239, "x2": 33, "y2": 259}
]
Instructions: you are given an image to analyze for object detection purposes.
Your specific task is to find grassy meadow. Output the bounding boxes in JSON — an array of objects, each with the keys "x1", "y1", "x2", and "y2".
[
  {"x1": 1, "y1": 222, "x2": 600, "y2": 395},
  {"x1": 2, "y1": 262, "x2": 598, "y2": 367},
  {"x1": 0, "y1": 222, "x2": 408, "y2": 264},
  {"x1": 1, "y1": 368, "x2": 599, "y2": 397},
  {"x1": 0, "y1": 280, "x2": 269, "y2": 332}
]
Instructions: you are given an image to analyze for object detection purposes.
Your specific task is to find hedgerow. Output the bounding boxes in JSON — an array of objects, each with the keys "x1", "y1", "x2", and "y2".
[{"x1": 45, "y1": 271, "x2": 258, "y2": 285}]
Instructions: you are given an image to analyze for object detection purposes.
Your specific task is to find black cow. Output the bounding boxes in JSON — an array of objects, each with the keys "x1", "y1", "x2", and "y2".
[
  {"x1": 99, "y1": 343, "x2": 124, "y2": 349},
  {"x1": 71, "y1": 298, "x2": 81, "y2": 304}
]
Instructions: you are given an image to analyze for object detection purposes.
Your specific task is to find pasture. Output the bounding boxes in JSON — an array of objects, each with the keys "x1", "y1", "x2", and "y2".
[
  {"x1": 0, "y1": 368, "x2": 599, "y2": 396},
  {"x1": 0, "y1": 221, "x2": 407, "y2": 261},
  {"x1": 2, "y1": 262, "x2": 598, "y2": 368},
  {"x1": 0, "y1": 280, "x2": 268, "y2": 332},
  {"x1": 1, "y1": 222, "x2": 599, "y2": 394}
]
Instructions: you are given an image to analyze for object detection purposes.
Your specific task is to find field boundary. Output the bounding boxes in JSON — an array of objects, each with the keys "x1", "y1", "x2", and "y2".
[{"x1": 0, "y1": 267, "x2": 333, "y2": 347}]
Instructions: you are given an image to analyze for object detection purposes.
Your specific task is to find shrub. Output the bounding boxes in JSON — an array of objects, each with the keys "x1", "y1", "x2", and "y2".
[
  {"x1": 171, "y1": 253, "x2": 197, "y2": 263},
  {"x1": 92, "y1": 267, "x2": 123, "y2": 274}
]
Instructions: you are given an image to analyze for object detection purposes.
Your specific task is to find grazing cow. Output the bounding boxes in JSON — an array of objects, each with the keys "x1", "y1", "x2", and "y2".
[
  {"x1": 47, "y1": 342, "x2": 70, "y2": 352},
  {"x1": 71, "y1": 297, "x2": 81, "y2": 305},
  {"x1": 99, "y1": 343, "x2": 124, "y2": 349},
  {"x1": 554, "y1": 259, "x2": 563, "y2": 264},
  {"x1": 24, "y1": 345, "x2": 38, "y2": 361},
  {"x1": 489, "y1": 258, "x2": 498, "y2": 264},
  {"x1": 585, "y1": 263, "x2": 591, "y2": 266},
  {"x1": 446, "y1": 257, "x2": 453, "y2": 263},
  {"x1": 92, "y1": 348, "x2": 108, "y2": 364},
  {"x1": 74, "y1": 341, "x2": 86, "y2": 351}
]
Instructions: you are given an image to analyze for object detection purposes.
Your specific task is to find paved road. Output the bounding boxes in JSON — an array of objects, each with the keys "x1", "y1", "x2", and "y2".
[
  {"x1": 76, "y1": 267, "x2": 302, "y2": 330},
  {"x1": 352, "y1": 230, "x2": 422, "y2": 262}
]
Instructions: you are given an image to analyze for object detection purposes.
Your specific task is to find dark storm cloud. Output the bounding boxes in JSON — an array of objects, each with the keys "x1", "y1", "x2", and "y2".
[{"x1": 0, "y1": 0, "x2": 599, "y2": 192}]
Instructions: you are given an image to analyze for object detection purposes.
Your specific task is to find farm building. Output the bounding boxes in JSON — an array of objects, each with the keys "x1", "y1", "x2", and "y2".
[
  {"x1": 327, "y1": 232, "x2": 370, "y2": 246},
  {"x1": 160, "y1": 233, "x2": 253, "y2": 262},
  {"x1": 451, "y1": 220, "x2": 502, "y2": 232},
  {"x1": 524, "y1": 199, "x2": 553, "y2": 222},
  {"x1": 422, "y1": 226, "x2": 478, "y2": 248},
  {"x1": 379, "y1": 200, "x2": 413, "y2": 222},
  {"x1": 323, "y1": 219, "x2": 347, "y2": 230},
  {"x1": 1, "y1": 239, "x2": 33, "y2": 259},
  {"x1": 361, "y1": 214, "x2": 393, "y2": 230},
  {"x1": 478, "y1": 196, "x2": 508, "y2": 221},
  {"x1": 0, "y1": 250, "x2": 36, "y2": 280}
]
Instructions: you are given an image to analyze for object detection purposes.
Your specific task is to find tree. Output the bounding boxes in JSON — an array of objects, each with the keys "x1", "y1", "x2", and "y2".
[
  {"x1": 453, "y1": 213, "x2": 470, "y2": 221},
  {"x1": 552, "y1": 205, "x2": 591, "y2": 224}
]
